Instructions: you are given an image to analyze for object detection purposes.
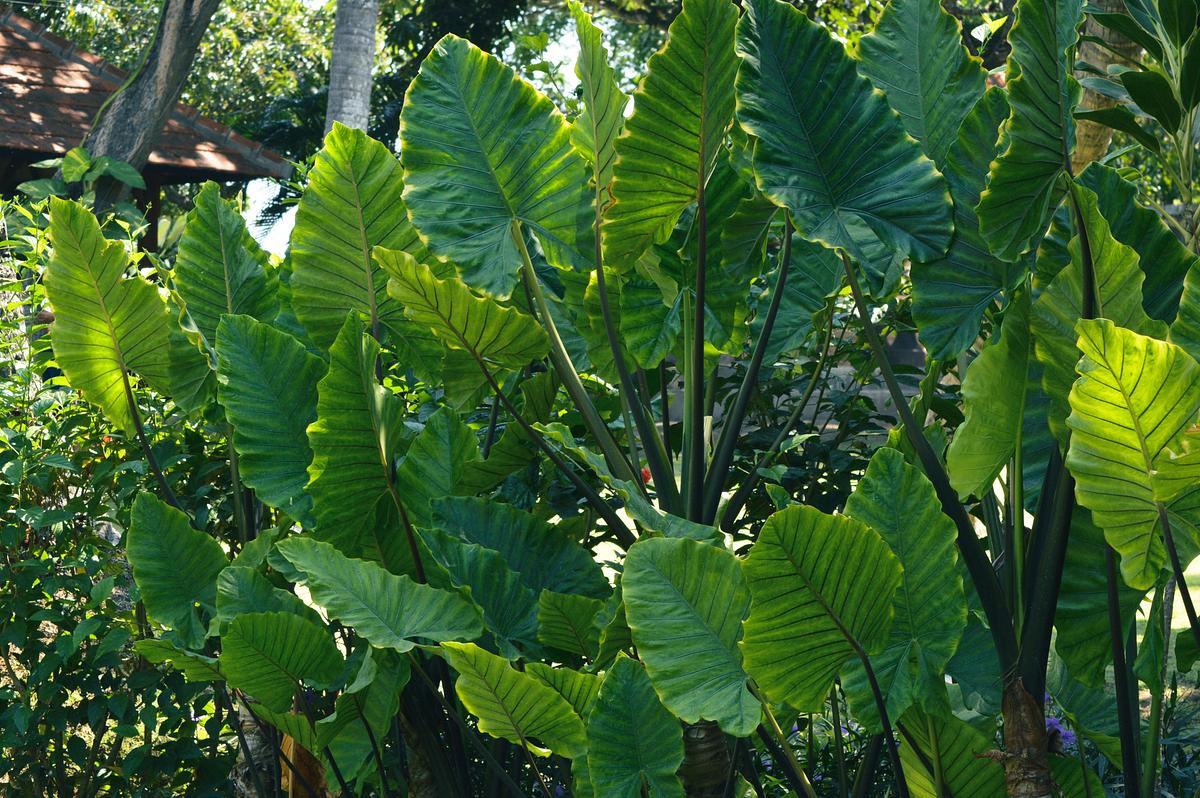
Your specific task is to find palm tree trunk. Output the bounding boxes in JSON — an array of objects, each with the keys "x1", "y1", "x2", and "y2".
[
  {"x1": 324, "y1": 0, "x2": 379, "y2": 134},
  {"x1": 1072, "y1": 0, "x2": 1142, "y2": 173},
  {"x1": 1000, "y1": 679, "x2": 1052, "y2": 798}
]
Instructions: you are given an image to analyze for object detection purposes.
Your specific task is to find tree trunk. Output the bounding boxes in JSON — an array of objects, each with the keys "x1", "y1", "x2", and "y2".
[
  {"x1": 679, "y1": 721, "x2": 730, "y2": 797},
  {"x1": 324, "y1": 0, "x2": 379, "y2": 134},
  {"x1": 1000, "y1": 679, "x2": 1052, "y2": 798},
  {"x1": 1072, "y1": 0, "x2": 1141, "y2": 173},
  {"x1": 83, "y1": 0, "x2": 221, "y2": 204}
]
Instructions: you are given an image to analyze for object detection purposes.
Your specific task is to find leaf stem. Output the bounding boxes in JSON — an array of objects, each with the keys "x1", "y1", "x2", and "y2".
[
  {"x1": 750, "y1": 684, "x2": 818, "y2": 798},
  {"x1": 121, "y1": 371, "x2": 180, "y2": 511},
  {"x1": 589, "y1": 183, "x2": 679, "y2": 510},
  {"x1": 685, "y1": 172, "x2": 708, "y2": 521},
  {"x1": 840, "y1": 252, "x2": 1018, "y2": 676},
  {"x1": 406, "y1": 653, "x2": 529, "y2": 798},
  {"x1": 512, "y1": 224, "x2": 641, "y2": 488},
  {"x1": 1106, "y1": 546, "x2": 1143, "y2": 794},
  {"x1": 703, "y1": 217, "x2": 793, "y2": 524}
]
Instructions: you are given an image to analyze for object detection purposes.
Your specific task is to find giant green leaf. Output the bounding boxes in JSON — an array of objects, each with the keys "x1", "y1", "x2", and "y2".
[
  {"x1": 587, "y1": 656, "x2": 685, "y2": 798},
  {"x1": 1171, "y1": 260, "x2": 1200, "y2": 362},
  {"x1": 289, "y1": 123, "x2": 422, "y2": 348},
  {"x1": 735, "y1": 0, "x2": 952, "y2": 279},
  {"x1": 458, "y1": 371, "x2": 558, "y2": 495},
  {"x1": 603, "y1": 0, "x2": 738, "y2": 270},
  {"x1": 1077, "y1": 163, "x2": 1198, "y2": 322},
  {"x1": 975, "y1": 0, "x2": 1082, "y2": 259},
  {"x1": 841, "y1": 448, "x2": 966, "y2": 730},
  {"x1": 947, "y1": 294, "x2": 1033, "y2": 498},
  {"x1": 275, "y1": 537, "x2": 483, "y2": 651},
  {"x1": 568, "y1": 0, "x2": 628, "y2": 196},
  {"x1": 742, "y1": 504, "x2": 901, "y2": 713},
  {"x1": 215, "y1": 566, "x2": 321, "y2": 628},
  {"x1": 219, "y1": 611, "x2": 344, "y2": 712},
  {"x1": 174, "y1": 181, "x2": 277, "y2": 356},
  {"x1": 1065, "y1": 319, "x2": 1200, "y2": 588},
  {"x1": 537, "y1": 591, "x2": 604, "y2": 658},
  {"x1": 622, "y1": 537, "x2": 759, "y2": 736},
  {"x1": 305, "y1": 316, "x2": 408, "y2": 564},
  {"x1": 419, "y1": 526, "x2": 539, "y2": 657},
  {"x1": 127, "y1": 493, "x2": 226, "y2": 648},
  {"x1": 393, "y1": 408, "x2": 482, "y2": 528},
  {"x1": 44, "y1": 197, "x2": 174, "y2": 433},
  {"x1": 135, "y1": 638, "x2": 223, "y2": 683},
  {"x1": 898, "y1": 707, "x2": 1006, "y2": 798},
  {"x1": 1032, "y1": 186, "x2": 1168, "y2": 440},
  {"x1": 381, "y1": 248, "x2": 548, "y2": 369},
  {"x1": 322, "y1": 649, "x2": 409, "y2": 782},
  {"x1": 911, "y1": 88, "x2": 1015, "y2": 360},
  {"x1": 400, "y1": 35, "x2": 592, "y2": 297},
  {"x1": 431, "y1": 497, "x2": 609, "y2": 599},
  {"x1": 857, "y1": 0, "x2": 986, "y2": 165},
  {"x1": 215, "y1": 315, "x2": 323, "y2": 525},
  {"x1": 440, "y1": 641, "x2": 587, "y2": 758}
]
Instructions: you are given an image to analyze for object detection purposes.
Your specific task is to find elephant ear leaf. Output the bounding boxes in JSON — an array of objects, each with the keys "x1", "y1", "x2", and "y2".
[
  {"x1": 898, "y1": 707, "x2": 1006, "y2": 797},
  {"x1": 305, "y1": 315, "x2": 409, "y2": 565},
  {"x1": 1032, "y1": 186, "x2": 1167, "y2": 440},
  {"x1": 840, "y1": 448, "x2": 966, "y2": 730},
  {"x1": 1171, "y1": 260, "x2": 1200, "y2": 362},
  {"x1": 1065, "y1": 319, "x2": 1200, "y2": 589},
  {"x1": 219, "y1": 612, "x2": 344, "y2": 712},
  {"x1": 439, "y1": 642, "x2": 587, "y2": 758},
  {"x1": 947, "y1": 292, "x2": 1034, "y2": 499},
  {"x1": 741, "y1": 504, "x2": 901, "y2": 712},
  {"x1": 975, "y1": 0, "x2": 1083, "y2": 260},
  {"x1": 215, "y1": 315, "x2": 324, "y2": 526},
  {"x1": 622, "y1": 537, "x2": 759, "y2": 737},
  {"x1": 735, "y1": 0, "x2": 952, "y2": 281},
  {"x1": 274, "y1": 537, "x2": 483, "y2": 651},
  {"x1": 911, "y1": 87, "x2": 1016, "y2": 361},
  {"x1": 400, "y1": 34, "x2": 593, "y2": 298},
  {"x1": 602, "y1": 0, "x2": 738, "y2": 270},
  {"x1": 44, "y1": 197, "x2": 174, "y2": 433},
  {"x1": 857, "y1": 0, "x2": 986, "y2": 166},
  {"x1": 289, "y1": 123, "x2": 420, "y2": 349},
  {"x1": 174, "y1": 181, "x2": 277, "y2": 357},
  {"x1": 568, "y1": 0, "x2": 628, "y2": 197},
  {"x1": 380, "y1": 248, "x2": 549, "y2": 369},
  {"x1": 587, "y1": 655, "x2": 685, "y2": 798},
  {"x1": 127, "y1": 493, "x2": 227, "y2": 649}
]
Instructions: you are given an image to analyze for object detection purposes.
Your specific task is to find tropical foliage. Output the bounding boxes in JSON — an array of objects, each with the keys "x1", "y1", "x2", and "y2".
[{"x1": 6, "y1": 0, "x2": 1200, "y2": 795}]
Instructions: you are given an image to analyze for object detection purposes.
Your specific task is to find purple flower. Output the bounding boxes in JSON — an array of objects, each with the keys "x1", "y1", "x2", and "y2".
[{"x1": 1045, "y1": 715, "x2": 1077, "y2": 748}]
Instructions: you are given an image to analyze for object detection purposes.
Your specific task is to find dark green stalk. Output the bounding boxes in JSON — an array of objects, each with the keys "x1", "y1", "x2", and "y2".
[
  {"x1": 1158, "y1": 503, "x2": 1200, "y2": 650},
  {"x1": 841, "y1": 253, "x2": 1018, "y2": 675},
  {"x1": 121, "y1": 371, "x2": 179, "y2": 510},
  {"x1": 406, "y1": 654, "x2": 528, "y2": 798},
  {"x1": 830, "y1": 685, "x2": 848, "y2": 798},
  {"x1": 685, "y1": 177, "x2": 708, "y2": 520},
  {"x1": 1140, "y1": 581, "x2": 1168, "y2": 798},
  {"x1": 719, "y1": 303, "x2": 834, "y2": 533},
  {"x1": 658, "y1": 363, "x2": 674, "y2": 462},
  {"x1": 1017, "y1": 449, "x2": 1073, "y2": 699},
  {"x1": 589, "y1": 190, "x2": 678, "y2": 511},
  {"x1": 851, "y1": 734, "x2": 884, "y2": 798},
  {"x1": 1106, "y1": 546, "x2": 1143, "y2": 795},
  {"x1": 703, "y1": 219, "x2": 793, "y2": 523}
]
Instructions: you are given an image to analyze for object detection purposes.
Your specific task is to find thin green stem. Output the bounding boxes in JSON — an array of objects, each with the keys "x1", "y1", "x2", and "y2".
[
  {"x1": 512, "y1": 224, "x2": 641, "y2": 489},
  {"x1": 226, "y1": 423, "x2": 248, "y2": 545},
  {"x1": 751, "y1": 685, "x2": 819, "y2": 798},
  {"x1": 841, "y1": 253, "x2": 1018, "y2": 676},
  {"x1": 928, "y1": 715, "x2": 945, "y2": 798},
  {"x1": 831, "y1": 684, "x2": 848, "y2": 798},
  {"x1": 1140, "y1": 581, "x2": 1167, "y2": 798}
]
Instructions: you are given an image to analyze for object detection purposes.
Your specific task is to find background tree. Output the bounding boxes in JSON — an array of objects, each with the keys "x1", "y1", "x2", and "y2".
[{"x1": 324, "y1": 0, "x2": 380, "y2": 132}]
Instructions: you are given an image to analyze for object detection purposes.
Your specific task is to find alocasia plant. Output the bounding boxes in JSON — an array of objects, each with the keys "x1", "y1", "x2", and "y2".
[{"x1": 35, "y1": 0, "x2": 1200, "y2": 794}]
